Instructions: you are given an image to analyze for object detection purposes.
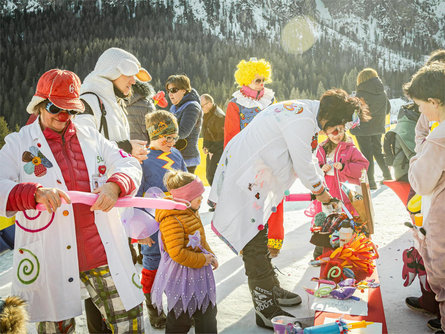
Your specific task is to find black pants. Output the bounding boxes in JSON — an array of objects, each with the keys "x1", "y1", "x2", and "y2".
[
  {"x1": 166, "y1": 304, "x2": 217, "y2": 333},
  {"x1": 242, "y1": 228, "x2": 275, "y2": 283},
  {"x1": 85, "y1": 297, "x2": 111, "y2": 333},
  {"x1": 206, "y1": 146, "x2": 223, "y2": 186},
  {"x1": 187, "y1": 165, "x2": 197, "y2": 174},
  {"x1": 355, "y1": 135, "x2": 391, "y2": 184}
]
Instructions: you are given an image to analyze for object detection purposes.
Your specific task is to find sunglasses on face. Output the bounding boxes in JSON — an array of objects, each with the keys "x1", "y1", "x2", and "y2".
[
  {"x1": 326, "y1": 127, "x2": 345, "y2": 137},
  {"x1": 167, "y1": 87, "x2": 180, "y2": 94},
  {"x1": 254, "y1": 78, "x2": 265, "y2": 84},
  {"x1": 46, "y1": 102, "x2": 79, "y2": 115},
  {"x1": 163, "y1": 135, "x2": 179, "y2": 143}
]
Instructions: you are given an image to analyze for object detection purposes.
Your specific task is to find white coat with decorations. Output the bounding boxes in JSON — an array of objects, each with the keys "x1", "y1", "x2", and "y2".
[
  {"x1": 209, "y1": 100, "x2": 324, "y2": 254},
  {"x1": 0, "y1": 119, "x2": 144, "y2": 322}
]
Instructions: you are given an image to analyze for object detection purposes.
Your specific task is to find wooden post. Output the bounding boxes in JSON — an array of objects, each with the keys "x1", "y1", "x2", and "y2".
[{"x1": 360, "y1": 169, "x2": 375, "y2": 235}]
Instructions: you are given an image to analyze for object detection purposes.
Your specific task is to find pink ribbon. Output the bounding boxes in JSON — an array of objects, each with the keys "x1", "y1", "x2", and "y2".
[{"x1": 285, "y1": 193, "x2": 313, "y2": 202}]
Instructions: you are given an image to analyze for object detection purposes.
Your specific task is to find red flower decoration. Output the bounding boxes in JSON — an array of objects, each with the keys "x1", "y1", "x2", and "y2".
[
  {"x1": 153, "y1": 91, "x2": 168, "y2": 108},
  {"x1": 311, "y1": 133, "x2": 318, "y2": 152}
]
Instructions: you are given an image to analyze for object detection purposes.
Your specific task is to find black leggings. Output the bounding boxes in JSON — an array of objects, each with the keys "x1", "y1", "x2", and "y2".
[{"x1": 166, "y1": 304, "x2": 217, "y2": 333}]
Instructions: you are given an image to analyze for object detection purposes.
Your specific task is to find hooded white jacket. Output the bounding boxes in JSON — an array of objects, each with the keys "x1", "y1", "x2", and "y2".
[
  {"x1": 77, "y1": 75, "x2": 130, "y2": 142},
  {"x1": 76, "y1": 47, "x2": 147, "y2": 143}
]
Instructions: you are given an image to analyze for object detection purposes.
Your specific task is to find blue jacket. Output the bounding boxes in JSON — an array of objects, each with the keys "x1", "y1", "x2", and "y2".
[{"x1": 170, "y1": 89, "x2": 203, "y2": 166}]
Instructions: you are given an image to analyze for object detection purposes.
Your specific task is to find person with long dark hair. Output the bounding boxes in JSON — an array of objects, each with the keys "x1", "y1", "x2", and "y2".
[{"x1": 209, "y1": 88, "x2": 370, "y2": 329}]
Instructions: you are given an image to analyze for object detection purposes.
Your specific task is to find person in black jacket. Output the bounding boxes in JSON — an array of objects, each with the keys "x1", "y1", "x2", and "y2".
[
  {"x1": 200, "y1": 94, "x2": 225, "y2": 187},
  {"x1": 350, "y1": 68, "x2": 392, "y2": 189}
]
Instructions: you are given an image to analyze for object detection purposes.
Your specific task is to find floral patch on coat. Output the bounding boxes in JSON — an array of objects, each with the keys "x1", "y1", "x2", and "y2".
[
  {"x1": 22, "y1": 146, "x2": 53, "y2": 177},
  {"x1": 311, "y1": 133, "x2": 319, "y2": 152}
]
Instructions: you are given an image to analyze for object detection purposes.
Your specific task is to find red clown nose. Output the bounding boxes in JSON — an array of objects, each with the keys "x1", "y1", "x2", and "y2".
[{"x1": 57, "y1": 112, "x2": 70, "y2": 122}]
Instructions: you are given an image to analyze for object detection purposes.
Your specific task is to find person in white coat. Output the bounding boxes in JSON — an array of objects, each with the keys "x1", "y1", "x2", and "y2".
[
  {"x1": 0, "y1": 69, "x2": 145, "y2": 333},
  {"x1": 208, "y1": 88, "x2": 370, "y2": 329}
]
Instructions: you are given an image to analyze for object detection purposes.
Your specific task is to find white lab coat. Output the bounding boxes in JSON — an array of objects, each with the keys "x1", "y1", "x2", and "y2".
[
  {"x1": 0, "y1": 119, "x2": 144, "y2": 322},
  {"x1": 209, "y1": 100, "x2": 324, "y2": 254}
]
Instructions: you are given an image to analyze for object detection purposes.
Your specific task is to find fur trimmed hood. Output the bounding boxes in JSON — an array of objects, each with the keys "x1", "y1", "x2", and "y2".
[{"x1": 0, "y1": 296, "x2": 28, "y2": 334}]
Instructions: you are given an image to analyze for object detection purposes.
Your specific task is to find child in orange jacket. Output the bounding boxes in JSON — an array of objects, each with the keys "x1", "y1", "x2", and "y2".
[{"x1": 151, "y1": 170, "x2": 218, "y2": 333}]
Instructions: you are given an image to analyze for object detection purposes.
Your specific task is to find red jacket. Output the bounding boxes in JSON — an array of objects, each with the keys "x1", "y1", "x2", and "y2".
[
  {"x1": 7, "y1": 120, "x2": 135, "y2": 272},
  {"x1": 224, "y1": 101, "x2": 241, "y2": 148}
]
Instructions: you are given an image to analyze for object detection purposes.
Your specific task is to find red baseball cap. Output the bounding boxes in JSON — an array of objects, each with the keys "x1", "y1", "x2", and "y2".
[{"x1": 26, "y1": 69, "x2": 85, "y2": 114}]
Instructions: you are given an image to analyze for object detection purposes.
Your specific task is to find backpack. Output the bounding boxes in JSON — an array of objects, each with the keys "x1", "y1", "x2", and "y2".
[
  {"x1": 383, "y1": 130, "x2": 398, "y2": 167},
  {"x1": 384, "y1": 129, "x2": 411, "y2": 181},
  {"x1": 80, "y1": 92, "x2": 109, "y2": 139},
  {"x1": 383, "y1": 103, "x2": 419, "y2": 181}
]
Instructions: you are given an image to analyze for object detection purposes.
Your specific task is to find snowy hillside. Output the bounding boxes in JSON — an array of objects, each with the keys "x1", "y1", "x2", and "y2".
[{"x1": 2, "y1": 0, "x2": 443, "y2": 74}]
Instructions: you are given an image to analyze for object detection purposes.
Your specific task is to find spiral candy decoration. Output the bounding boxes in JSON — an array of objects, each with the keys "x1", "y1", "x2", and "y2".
[
  {"x1": 17, "y1": 248, "x2": 40, "y2": 285},
  {"x1": 327, "y1": 265, "x2": 342, "y2": 279}
]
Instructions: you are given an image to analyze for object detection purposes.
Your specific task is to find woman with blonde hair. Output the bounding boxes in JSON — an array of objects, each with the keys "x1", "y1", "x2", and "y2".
[{"x1": 350, "y1": 68, "x2": 392, "y2": 189}]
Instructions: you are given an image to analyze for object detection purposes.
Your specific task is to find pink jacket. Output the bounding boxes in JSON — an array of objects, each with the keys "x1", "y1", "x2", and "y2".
[
  {"x1": 409, "y1": 121, "x2": 445, "y2": 301},
  {"x1": 316, "y1": 139, "x2": 369, "y2": 209}
]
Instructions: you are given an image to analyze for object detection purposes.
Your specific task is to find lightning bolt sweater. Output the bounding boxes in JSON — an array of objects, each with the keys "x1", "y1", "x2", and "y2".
[{"x1": 137, "y1": 147, "x2": 187, "y2": 195}]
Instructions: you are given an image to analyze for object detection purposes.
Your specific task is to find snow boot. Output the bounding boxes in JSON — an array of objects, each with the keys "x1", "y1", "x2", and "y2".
[
  {"x1": 144, "y1": 293, "x2": 166, "y2": 329},
  {"x1": 248, "y1": 277, "x2": 296, "y2": 329},
  {"x1": 272, "y1": 273, "x2": 302, "y2": 306},
  {"x1": 428, "y1": 318, "x2": 442, "y2": 331}
]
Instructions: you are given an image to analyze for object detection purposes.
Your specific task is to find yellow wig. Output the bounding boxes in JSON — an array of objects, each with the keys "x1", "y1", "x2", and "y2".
[{"x1": 234, "y1": 58, "x2": 272, "y2": 86}]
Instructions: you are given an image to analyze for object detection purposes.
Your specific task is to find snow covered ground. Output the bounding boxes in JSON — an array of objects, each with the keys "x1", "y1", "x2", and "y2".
[{"x1": 0, "y1": 166, "x2": 436, "y2": 333}]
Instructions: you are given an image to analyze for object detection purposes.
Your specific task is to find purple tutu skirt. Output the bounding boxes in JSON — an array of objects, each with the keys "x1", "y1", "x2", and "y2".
[{"x1": 151, "y1": 234, "x2": 216, "y2": 319}]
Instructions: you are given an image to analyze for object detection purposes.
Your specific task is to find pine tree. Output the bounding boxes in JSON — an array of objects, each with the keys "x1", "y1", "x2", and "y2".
[
  {"x1": 316, "y1": 81, "x2": 326, "y2": 99},
  {"x1": 0, "y1": 116, "x2": 10, "y2": 148}
]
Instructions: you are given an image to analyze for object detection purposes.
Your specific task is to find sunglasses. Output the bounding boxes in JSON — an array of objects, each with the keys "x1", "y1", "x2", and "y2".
[
  {"x1": 167, "y1": 87, "x2": 180, "y2": 94},
  {"x1": 254, "y1": 78, "x2": 265, "y2": 84},
  {"x1": 326, "y1": 127, "x2": 345, "y2": 137},
  {"x1": 164, "y1": 135, "x2": 179, "y2": 143},
  {"x1": 46, "y1": 102, "x2": 79, "y2": 115}
]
